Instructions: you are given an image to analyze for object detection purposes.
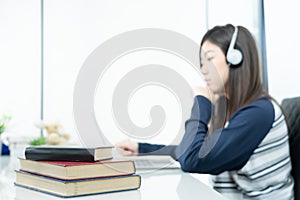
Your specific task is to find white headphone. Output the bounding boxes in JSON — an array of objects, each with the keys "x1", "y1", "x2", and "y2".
[{"x1": 226, "y1": 26, "x2": 243, "y2": 66}]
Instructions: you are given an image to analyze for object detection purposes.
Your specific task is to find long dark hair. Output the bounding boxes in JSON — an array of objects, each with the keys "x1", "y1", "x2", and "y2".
[{"x1": 200, "y1": 24, "x2": 266, "y2": 129}]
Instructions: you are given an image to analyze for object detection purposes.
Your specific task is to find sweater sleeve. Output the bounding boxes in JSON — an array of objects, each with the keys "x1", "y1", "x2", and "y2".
[
  {"x1": 176, "y1": 96, "x2": 275, "y2": 174},
  {"x1": 138, "y1": 143, "x2": 177, "y2": 159},
  {"x1": 139, "y1": 96, "x2": 275, "y2": 175},
  {"x1": 138, "y1": 96, "x2": 212, "y2": 157}
]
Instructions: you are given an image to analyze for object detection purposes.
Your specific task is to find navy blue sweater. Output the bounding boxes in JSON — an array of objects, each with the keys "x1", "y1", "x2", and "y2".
[{"x1": 138, "y1": 96, "x2": 275, "y2": 175}]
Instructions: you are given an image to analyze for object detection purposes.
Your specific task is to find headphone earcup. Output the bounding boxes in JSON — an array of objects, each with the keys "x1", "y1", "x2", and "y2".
[
  {"x1": 226, "y1": 49, "x2": 243, "y2": 66},
  {"x1": 226, "y1": 26, "x2": 243, "y2": 66}
]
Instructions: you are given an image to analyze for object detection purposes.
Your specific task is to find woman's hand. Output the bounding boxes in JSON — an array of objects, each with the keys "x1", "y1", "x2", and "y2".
[
  {"x1": 194, "y1": 86, "x2": 224, "y2": 105},
  {"x1": 194, "y1": 86, "x2": 214, "y2": 102},
  {"x1": 115, "y1": 140, "x2": 138, "y2": 156}
]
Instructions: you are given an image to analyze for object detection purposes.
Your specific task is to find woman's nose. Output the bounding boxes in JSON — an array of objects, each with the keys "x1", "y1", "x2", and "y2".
[{"x1": 200, "y1": 65, "x2": 208, "y2": 74}]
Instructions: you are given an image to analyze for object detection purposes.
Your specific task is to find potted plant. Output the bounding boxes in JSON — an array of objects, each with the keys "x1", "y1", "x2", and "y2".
[{"x1": 0, "y1": 115, "x2": 12, "y2": 155}]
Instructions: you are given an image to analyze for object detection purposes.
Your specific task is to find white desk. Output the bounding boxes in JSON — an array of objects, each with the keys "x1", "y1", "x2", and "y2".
[{"x1": 0, "y1": 149, "x2": 228, "y2": 200}]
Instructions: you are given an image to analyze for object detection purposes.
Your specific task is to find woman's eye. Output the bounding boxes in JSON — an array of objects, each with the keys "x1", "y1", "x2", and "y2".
[{"x1": 207, "y1": 57, "x2": 213, "y2": 61}]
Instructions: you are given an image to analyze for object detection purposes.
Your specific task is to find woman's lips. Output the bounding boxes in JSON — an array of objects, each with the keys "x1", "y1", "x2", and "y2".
[{"x1": 205, "y1": 79, "x2": 211, "y2": 85}]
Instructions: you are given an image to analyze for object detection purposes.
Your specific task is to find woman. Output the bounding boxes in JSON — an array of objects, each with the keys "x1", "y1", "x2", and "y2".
[{"x1": 115, "y1": 24, "x2": 294, "y2": 199}]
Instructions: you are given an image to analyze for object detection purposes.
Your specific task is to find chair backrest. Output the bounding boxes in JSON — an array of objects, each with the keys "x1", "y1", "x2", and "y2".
[{"x1": 281, "y1": 97, "x2": 300, "y2": 199}]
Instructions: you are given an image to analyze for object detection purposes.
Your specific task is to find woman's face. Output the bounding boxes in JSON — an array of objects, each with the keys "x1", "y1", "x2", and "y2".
[{"x1": 200, "y1": 40, "x2": 229, "y2": 94}]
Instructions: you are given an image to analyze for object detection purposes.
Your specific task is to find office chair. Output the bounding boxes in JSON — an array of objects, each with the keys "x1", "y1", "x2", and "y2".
[{"x1": 281, "y1": 96, "x2": 300, "y2": 199}]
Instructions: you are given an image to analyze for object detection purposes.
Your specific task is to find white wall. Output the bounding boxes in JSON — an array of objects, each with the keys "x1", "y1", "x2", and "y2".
[
  {"x1": 207, "y1": 0, "x2": 259, "y2": 32},
  {"x1": 0, "y1": 0, "x2": 41, "y2": 141},
  {"x1": 43, "y1": 0, "x2": 207, "y2": 145},
  {"x1": 264, "y1": 0, "x2": 300, "y2": 103}
]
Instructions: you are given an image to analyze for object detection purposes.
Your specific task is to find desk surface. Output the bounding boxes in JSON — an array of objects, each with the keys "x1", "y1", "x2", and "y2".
[{"x1": 0, "y1": 149, "x2": 227, "y2": 200}]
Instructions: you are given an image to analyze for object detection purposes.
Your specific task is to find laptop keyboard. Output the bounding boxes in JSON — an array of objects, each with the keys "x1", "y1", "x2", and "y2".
[{"x1": 133, "y1": 158, "x2": 180, "y2": 169}]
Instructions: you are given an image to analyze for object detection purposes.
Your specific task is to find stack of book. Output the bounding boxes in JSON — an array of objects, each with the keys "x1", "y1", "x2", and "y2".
[{"x1": 15, "y1": 146, "x2": 141, "y2": 198}]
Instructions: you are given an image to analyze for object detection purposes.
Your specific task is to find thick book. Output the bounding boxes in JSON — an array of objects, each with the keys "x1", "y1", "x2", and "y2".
[
  {"x1": 18, "y1": 158, "x2": 136, "y2": 180},
  {"x1": 15, "y1": 170, "x2": 141, "y2": 198},
  {"x1": 25, "y1": 146, "x2": 113, "y2": 161}
]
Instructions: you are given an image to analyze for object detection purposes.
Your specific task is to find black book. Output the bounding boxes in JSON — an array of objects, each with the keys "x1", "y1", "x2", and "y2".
[{"x1": 25, "y1": 146, "x2": 113, "y2": 162}]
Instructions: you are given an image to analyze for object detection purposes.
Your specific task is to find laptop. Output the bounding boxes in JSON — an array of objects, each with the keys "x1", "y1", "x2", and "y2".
[{"x1": 119, "y1": 155, "x2": 181, "y2": 170}]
